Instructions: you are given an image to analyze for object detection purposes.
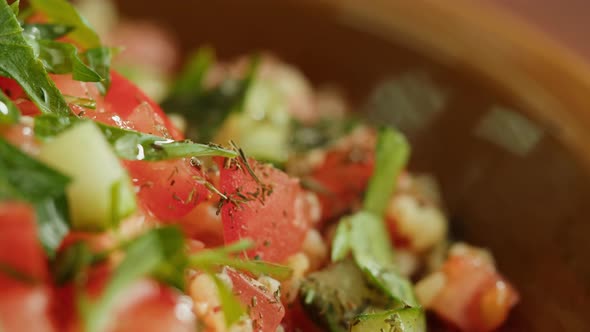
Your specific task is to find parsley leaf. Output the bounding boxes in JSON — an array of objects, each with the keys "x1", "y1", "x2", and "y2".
[
  {"x1": 162, "y1": 52, "x2": 259, "y2": 142},
  {"x1": 0, "y1": 136, "x2": 69, "y2": 202},
  {"x1": 84, "y1": 47, "x2": 112, "y2": 94},
  {"x1": 22, "y1": 23, "x2": 74, "y2": 40},
  {"x1": 346, "y1": 212, "x2": 418, "y2": 307},
  {"x1": 148, "y1": 226, "x2": 188, "y2": 290},
  {"x1": 0, "y1": 1, "x2": 70, "y2": 115},
  {"x1": 25, "y1": 37, "x2": 103, "y2": 82},
  {"x1": 0, "y1": 89, "x2": 20, "y2": 124},
  {"x1": 34, "y1": 114, "x2": 238, "y2": 160},
  {"x1": 0, "y1": 136, "x2": 70, "y2": 256},
  {"x1": 27, "y1": 0, "x2": 112, "y2": 93},
  {"x1": 29, "y1": 0, "x2": 100, "y2": 49},
  {"x1": 9, "y1": 0, "x2": 19, "y2": 16},
  {"x1": 363, "y1": 127, "x2": 410, "y2": 216},
  {"x1": 189, "y1": 243, "x2": 293, "y2": 281},
  {"x1": 35, "y1": 194, "x2": 70, "y2": 257}
]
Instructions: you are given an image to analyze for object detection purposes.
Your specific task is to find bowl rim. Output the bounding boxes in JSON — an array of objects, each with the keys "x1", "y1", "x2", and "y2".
[{"x1": 299, "y1": 0, "x2": 590, "y2": 169}]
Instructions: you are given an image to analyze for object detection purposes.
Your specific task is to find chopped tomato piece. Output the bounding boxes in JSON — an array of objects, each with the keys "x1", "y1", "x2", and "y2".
[
  {"x1": 309, "y1": 145, "x2": 374, "y2": 222},
  {"x1": 217, "y1": 158, "x2": 311, "y2": 263},
  {"x1": 425, "y1": 247, "x2": 519, "y2": 331},
  {"x1": 103, "y1": 72, "x2": 182, "y2": 139},
  {"x1": 125, "y1": 159, "x2": 210, "y2": 221},
  {"x1": 0, "y1": 202, "x2": 55, "y2": 332},
  {"x1": 226, "y1": 269, "x2": 285, "y2": 332},
  {"x1": 0, "y1": 202, "x2": 47, "y2": 281}
]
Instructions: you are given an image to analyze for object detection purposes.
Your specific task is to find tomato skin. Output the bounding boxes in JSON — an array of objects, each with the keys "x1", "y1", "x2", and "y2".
[
  {"x1": 217, "y1": 158, "x2": 311, "y2": 263},
  {"x1": 0, "y1": 202, "x2": 56, "y2": 332},
  {"x1": 104, "y1": 72, "x2": 183, "y2": 139},
  {"x1": 226, "y1": 269, "x2": 285, "y2": 332}
]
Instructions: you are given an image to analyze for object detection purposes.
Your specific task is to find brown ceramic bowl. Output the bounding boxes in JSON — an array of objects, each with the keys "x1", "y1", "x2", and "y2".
[{"x1": 116, "y1": 0, "x2": 590, "y2": 330}]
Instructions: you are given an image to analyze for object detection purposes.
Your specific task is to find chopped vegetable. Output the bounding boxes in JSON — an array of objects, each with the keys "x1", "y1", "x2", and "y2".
[
  {"x1": 300, "y1": 259, "x2": 392, "y2": 331},
  {"x1": 363, "y1": 127, "x2": 410, "y2": 216},
  {"x1": 336, "y1": 212, "x2": 419, "y2": 308},
  {"x1": 0, "y1": 137, "x2": 70, "y2": 255},
  {"x1": 0, "y1": 1, "x2": 70, "y2": 115},
  {"x1": 37, "y1": 121, "x2": 136, "y2": 231},
  {"x1": 25, "y1": 38, "x2": 103, "y2": 82},
  {"x1": 83, "y1": 47, "x2": 113, "y2": 93},
  {"x1": 188, "y1": 240, "x2": 293, "y2": 280},
  {"x1": 217, "y1": 156, "x2": 311, "y2": 263},
  {"x1": 350, "y1": 307, "x2": 426, "y2": 332}
]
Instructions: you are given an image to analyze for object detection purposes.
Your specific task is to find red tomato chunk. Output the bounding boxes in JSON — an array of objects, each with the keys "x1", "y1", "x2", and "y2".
[{"x1": 217, "y1": 158, "x2": 311, "y2": 263}]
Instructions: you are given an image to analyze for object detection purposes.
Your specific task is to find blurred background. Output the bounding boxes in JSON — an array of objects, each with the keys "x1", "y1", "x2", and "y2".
[{"x1": 481, "y1": 0, "x2": 590, "y2": 59}]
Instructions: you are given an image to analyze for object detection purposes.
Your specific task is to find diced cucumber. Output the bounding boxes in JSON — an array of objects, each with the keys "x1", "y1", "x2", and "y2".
[
  {"x1": 214, "y1": 79, "x2": 291, "y2": 164},
  {"x1": 38, "y1": 121, "x2": 136, "y2": 231},
  {"x1": 350, "y1": 307, "x2": 426, "y2": 332},
  {"x1": 300, "y1": 260, "x2": 396, "y2": 332}
]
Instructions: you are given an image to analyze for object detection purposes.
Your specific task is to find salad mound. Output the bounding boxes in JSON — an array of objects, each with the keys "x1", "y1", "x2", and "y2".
[{"x1": 0, "y1": 1, "x2": 518, "y2": 331}]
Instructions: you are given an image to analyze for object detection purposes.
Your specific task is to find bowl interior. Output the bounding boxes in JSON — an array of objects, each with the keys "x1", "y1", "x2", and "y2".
[{"x1": 116, "y1": 1, "x2": 590, "y2": 330}]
